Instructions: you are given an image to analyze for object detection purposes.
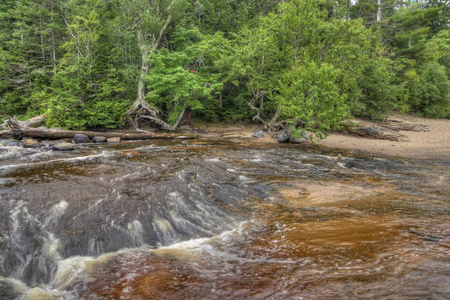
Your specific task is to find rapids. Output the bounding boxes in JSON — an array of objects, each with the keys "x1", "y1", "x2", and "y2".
[{"x1": 0, "y1": 139, "x2": 449, "y2": 299}]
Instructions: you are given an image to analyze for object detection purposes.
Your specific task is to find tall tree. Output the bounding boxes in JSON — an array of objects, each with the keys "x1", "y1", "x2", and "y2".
[
  {"x1": 123, "y1": 0, "x2": 189, "y2": 130},
  {"x1": 377, "y1": 0, "x2": 382, "y2": 21}
]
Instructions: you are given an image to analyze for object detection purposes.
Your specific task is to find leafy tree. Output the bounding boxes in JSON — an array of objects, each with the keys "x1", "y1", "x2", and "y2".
[
  {"x1": 121, "y1": 0, "x2": 190, "y2": 130},
  {"x1": 408, "y1": 62, "x2": 449, "y2": 117},
  {"x1": 384, "y1": 3, "x2": 450, "y2": 117},
  {"x1": 276, "y1": 61, "x2": 349, "y2": 138},
  {"x1": 140, "y1": 30, "x2": 226, "y2": 129},
  {"x1": 2, "y1": 0, "x2": 449, "y2": 133},
  {"x1": 46, "y1": 0, "x2": 132, "y2": 129}
]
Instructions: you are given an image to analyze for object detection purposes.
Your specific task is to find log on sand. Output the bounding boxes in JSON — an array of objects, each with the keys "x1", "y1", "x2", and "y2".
[
  {"x1": 1, "y1": 118, "x2": 198, "y2": 140},
  {"x1": 343, "y1": 125, "x2": 410, "y2": 142}
]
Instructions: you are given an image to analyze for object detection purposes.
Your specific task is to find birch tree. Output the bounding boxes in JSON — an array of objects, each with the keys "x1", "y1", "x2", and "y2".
[{"x1": 123, "y1": 0, "x2": 187, "y2": 131}]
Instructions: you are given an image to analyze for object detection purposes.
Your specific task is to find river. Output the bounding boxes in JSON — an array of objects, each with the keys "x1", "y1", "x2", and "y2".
[{"x1": 0, "y1": 138, "x2": 449, "y2": 299}]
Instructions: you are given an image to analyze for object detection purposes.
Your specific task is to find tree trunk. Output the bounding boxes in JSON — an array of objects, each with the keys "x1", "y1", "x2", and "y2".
[
  {"x1": 127, "y1": 13, "x2": 178, "y2": 131},
  {"x1": 346, "y1": 0, "x2": 350, "y2": 21},
  {"x1": 51, "y1": 0, "x2": 57, "y2": 74},
  {"x1": 133, "y1": 101, "x2": 187, "y2": 132},
  {"x1": 377, "y1": 0, "x2": 382, "y2": 22}
]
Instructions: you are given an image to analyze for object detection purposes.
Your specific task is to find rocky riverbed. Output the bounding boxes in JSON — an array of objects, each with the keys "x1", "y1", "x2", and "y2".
[{"x1": 0, "y1": 136, "x2": 449, "y2": 299}]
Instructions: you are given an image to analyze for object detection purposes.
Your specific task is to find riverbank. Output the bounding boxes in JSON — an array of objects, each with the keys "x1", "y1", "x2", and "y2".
[
  {"x1": 194, "y1": 114, "x2": 450, "y2": 161},
  {"x1": 317, "y1": 115, "x2": 450, "y2": 161},
  {"x1": 2, "y1": 114, "x2": 448, "y2": 161}
]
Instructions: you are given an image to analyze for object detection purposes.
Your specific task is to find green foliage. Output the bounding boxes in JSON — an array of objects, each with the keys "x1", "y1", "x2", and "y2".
[
  {"x1": 306, "y1": 18, "x2": 397, "y2": 119},
  {"x1": 146, "y1": 29, "x2": 226, "y2": 124},
  {"x1": 409, "y1": 62, "x2": 449, "y2": 118},
  {"x1": 277, "y1": 61, "x2": 350, "y2": 136},
  {"x1": 357, "y1": 62, "x2": 398, "y2": 120},
  {"x1": 384, "y1": 3, "x2": 450, "y2": 118},
  {"x1": 1, "y1": 0, "x2": 449, "y2": 132}
]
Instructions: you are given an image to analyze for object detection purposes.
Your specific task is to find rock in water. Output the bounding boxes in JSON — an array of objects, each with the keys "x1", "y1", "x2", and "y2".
[
  {"x1": 277, "y1": 132, "x2": 290, "y2": 143},
  {"x1": 41, "y1": 140, "x2": 55, "y2": 148},
  {"x1": 53, "y1": 143, "x2": 74, "y2": 151},
  {"x1": 73, "y1": 134, "x2": 90, "y2": 144},
  {"x1": 2, "y1": 140, "x2": 23, "y2": 147},
  {"x1": 54, "y1": 139, "x2": 72, "y2": 144},
  {"x1": 107, "y1": 137, "x2": 121, "y2": 143},
  {"x1": 23, "y1": 138, "x2": 45, "y2": 148},
  {"x1": 252, "y1": 130, "x2": 265, "y2": 138},
  {"x1": 120, "y1": 150, "x2": 138, "y2": 156},
  {"x1": 92, "y1": 136, "x2": 107, "y2": 143}
]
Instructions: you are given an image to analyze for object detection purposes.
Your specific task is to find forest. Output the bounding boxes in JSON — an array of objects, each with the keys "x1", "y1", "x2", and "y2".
[{"x1": 0, "y1": 0, "x2": 449, "y2": 137}]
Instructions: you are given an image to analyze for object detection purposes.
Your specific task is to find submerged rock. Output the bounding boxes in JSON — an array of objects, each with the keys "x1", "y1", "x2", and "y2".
[
  {"x1": 107, "y1": 137, "x2": 121, "y2": 143},
  {"x1": 2, "y1": 140, "x2": 23, "y2": 147},
  {"x1": 73, "y1": 134, "x2": 90, "y2": 144},
  {"x1": 252, "y1": 130, "x2": 265, "y2": 138},
  {"x1": 277, "y1": 132, "x2": 290, "y2": 143},
  {"x1": 92, "y1": 136, "x2": 107, "y2": 143},
  {"x1": 120, "y1": 150, "x2": 138, "y2": 156},
  {"x1": 52, "y1": 143, "x2": 74, "y2": 151},
  {"x1": 41, "y1": 140, "x2": 56, "y2": 148}
]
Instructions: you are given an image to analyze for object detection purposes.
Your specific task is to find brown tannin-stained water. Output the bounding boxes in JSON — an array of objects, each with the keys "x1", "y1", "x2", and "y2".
[{"x1": 0, "y1": 139, "x2": 449, "y2": 299}]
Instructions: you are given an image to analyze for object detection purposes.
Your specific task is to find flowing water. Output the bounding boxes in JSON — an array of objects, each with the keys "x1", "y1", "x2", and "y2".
[{"x1": 0, "y1": 138, "x2": 449, "y2": 299}]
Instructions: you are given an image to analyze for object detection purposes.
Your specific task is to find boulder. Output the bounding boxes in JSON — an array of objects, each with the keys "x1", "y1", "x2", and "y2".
[
  {"x1": 289, "y1": 136, "x2": 303, "y2": 143},
  {"x1": 52, "y1": 142, "x2": 74, "y2": 151},
  {"x1": 277, "y1": 132, "x2": 290, "y2": 143},
  {"x1": 92, "y1": 136, "x2": 107, "y2": 143},
  {"x1": 23, "y1": 138, "x2": 45, "y2": 148},
  {"x1": 302, "y1": 131, "x2": 311, "y2": 141},
  {"x1": 252, "y1": 130, "x2": 265, "y2": 138},
  {"x1": 289, "y1": 131, "x2": 311, "y2": 144},
  {"x1": 107, "y1": 137, "x2": 121, "y2": 143},
  {"x1": 73, "y1": 134, "x2": 90, "y2": 144}
]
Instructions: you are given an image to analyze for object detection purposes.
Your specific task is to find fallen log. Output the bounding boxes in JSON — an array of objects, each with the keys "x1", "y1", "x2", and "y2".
[
  {"x1": 2, "y1": 119, "x2": 198, "y2": 140},
  {"x1": 4, "y1": 127, "x2": 198, "y2": 140},
  {"x1": 380, "y1": 122, "x2": 429, "y2": 132},
  {"x1": 342, "y1": 125, "x2": 410, "y2": 142}
]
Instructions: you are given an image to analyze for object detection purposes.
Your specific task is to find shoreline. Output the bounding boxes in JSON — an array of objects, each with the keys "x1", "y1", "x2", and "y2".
[
  {"x1": 2, "y1": 114, "x2": 448, "y2": 161},
  {"x1": 195, "y1": 114, "x2": 450, "y2": 161}
]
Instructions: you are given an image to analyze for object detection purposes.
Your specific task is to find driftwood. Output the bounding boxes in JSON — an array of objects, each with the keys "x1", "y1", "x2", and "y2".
[
  {"x1": 1, "y1": 114, "x2": 46, "y2": 129},
  {"x1": 343, "y1": 125, "x2": 410, "y2": 142},
  {"x1": 1, "y1": 117, "x2": 198, "y2": 140},
  {"x1": 380, "y1": 122, "x2": 429, "y2": 132}
]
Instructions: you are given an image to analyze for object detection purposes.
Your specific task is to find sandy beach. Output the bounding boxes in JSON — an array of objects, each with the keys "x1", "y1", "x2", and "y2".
[{"x1": 316, "y1": 115, "x2": 450, "y2": 160}]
